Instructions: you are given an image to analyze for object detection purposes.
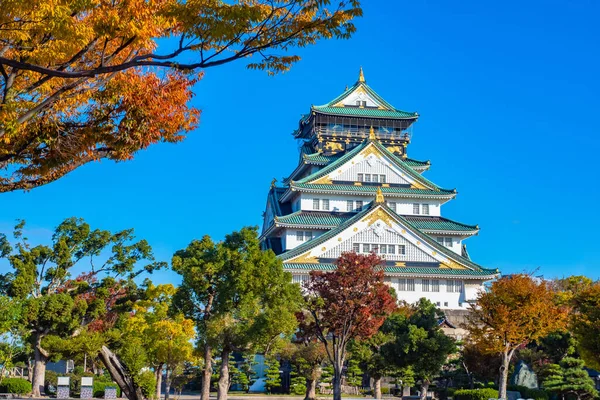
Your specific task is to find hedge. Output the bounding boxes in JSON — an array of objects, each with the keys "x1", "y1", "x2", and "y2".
[
  {"x1": 92, "y1": 382, "x2": 121, "y2": 398},
  {"x1": 507, "y1": 385, "x2": 549, "y2": 400},
  {"x1": 0, "y1": 378, "x2": 33, "y2": 395},
  {"x1": 454, "y1": 388, "x2": 499, "y2": 400}
]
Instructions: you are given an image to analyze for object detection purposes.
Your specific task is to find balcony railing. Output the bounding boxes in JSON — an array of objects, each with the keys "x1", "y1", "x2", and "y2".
[{"x1": 312, "y1": 125, "x2": 411, "y2": 141}]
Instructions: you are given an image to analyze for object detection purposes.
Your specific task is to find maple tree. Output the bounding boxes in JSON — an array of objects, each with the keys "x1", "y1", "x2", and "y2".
[
  {"x1": 172, "y1": 227, "x2": 302, "y2": 400},
  {"x1": 570, "y1": 281, "x2": 600, "y2": 370},
  {"x1": 464, "y1": 274, "x2": 568, "y2": 400},
  {"x1": 303, "y1": 252, "x2": 397, "y2": 400},
  {"x1": 0, "y1": 0, "x2": 362, "y2": 192}
]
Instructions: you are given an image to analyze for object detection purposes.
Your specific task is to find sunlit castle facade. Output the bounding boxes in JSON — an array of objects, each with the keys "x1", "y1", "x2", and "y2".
[{"x1": 260, "y1": 69, "x2": 498, "y2": 310}]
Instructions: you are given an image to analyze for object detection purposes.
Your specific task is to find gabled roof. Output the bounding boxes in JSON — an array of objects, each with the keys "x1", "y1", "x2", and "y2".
[
  {"x1": 279, "y1": 200, "x2": 490, "y2": 273},
  {"x1": 312, "y1": 69, "x2": 418, "y2": 120},
  {"x1": 283, "y1": 263, "x2": 498, "y2": 278},
  {"x1": 285, "y1": 183, "x2": 456, "y2": 201},
  {"x1": 295, "y1": 138, "x2": 450, "y2": 193}
]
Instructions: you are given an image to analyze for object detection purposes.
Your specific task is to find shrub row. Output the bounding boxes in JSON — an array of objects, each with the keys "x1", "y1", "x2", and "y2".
[
  {"x1": 508, "y1": 385, "x2": 549, "y2": 400},
  {"x1": 93, "y1": 381, "x2": 121, "y2": 398},
  {"x1": 454, "y1": 388, "x2": 499, "y2": 400},
  {"x1": 0, "y1": 378, "x2": 33, "y2": 395}
]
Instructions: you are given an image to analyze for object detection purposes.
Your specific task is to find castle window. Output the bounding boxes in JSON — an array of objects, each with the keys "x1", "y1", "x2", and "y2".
[
  {"x1": 352, "y1": 243, "x2": 360, "y2": 252},
  {"x1": 379, "y1": 244, "x2": 386, "y2": 254},
  {"x1": 446, "y1": 280, "x2": 454, "y2": 293},
  {"x1": 422, "y1": 279, "x2": 430, "y2": 292},
  {"x1": 296, "y1": 231, "x2": 304, "y2": 241},
  {"x1": 407, "y1": 279, "x2": 415, "y2": 291},
  {"x1": 422, "y1": 204, "x2": 430, "y2": 215},
  {"x1": 398, "y1": 245, "x2": 406, "y2": 255},
  {"x1": 363, "y1": 244, "x2": 370, "y2": 252},
  {"x1": 380, "y1": 175, "x2": 386, "y2": 183},
  {"x1": 356, "y1": 200, "x2": 363, "y2": 210},
  {"x1": 313, "y1": 198, "x2": 320, "y2": 210},
  {"x1": 432, "y1": 280, "x2": 440, "y2": 292},
  {"x1": 455, "y1": 281, "x2": 463, "y2": 293},
  {"x1": 388, "y1": 202, "x2": 396, "y2": 212},
  {"x1": 371, "y1": 244, "x2": 379, "y2": 253},
  {"x1": 364, "y1": 174, "x2": 371, "y2": 182},
  {"x1": 444, "y1": 302, "x2": 449, "y2": 307},
  {"x1": 445, "y1": 237, "x2": 453, "y2": 247},
  {"x1": 436, "y1": 302, "x2": 441, "y2": 306},
  {"x1": 388, "y1": 245, "x2": 395, "y2": 254},
  {"x1": 437, "y1": 237, "x2": 444, "y2": 245},
  {"x1": 322, "y1": 199, "x2": 330, "y2": 210},
  {"x1": 413, "y1": 203, "x2": 420, "y2": 214},
  {"x1": 398, "y1": 279, "x2": 406, "y2": 291},
  {"x1": 347, "y1": 200, "x2": 354, "y2": 211},
  {"x1": 305, "y1": 231, "x2": 313, "y2": 241},
  {"x1": 358, "y1": 173, "x2": 363, "y2": 181}
]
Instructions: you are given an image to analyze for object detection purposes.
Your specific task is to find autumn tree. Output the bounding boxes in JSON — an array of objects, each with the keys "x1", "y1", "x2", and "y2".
[
  {"x1": 303, "y1": 252, "x2": 397, "y2": 400},
  {"x1": 384, "y1": 299, "x2": 457, "y2": 400},
  {"x1": 0, "y1": 218, "x2": 165, "y2": 398},
  {"x1": 172, "y1": 227, "x2": 302, "y2": 400},
  {"x1": 0, "y1": 0, "x2": 362, "y2": 192},
  {"x1": 570, "y1": 281, "x2": 600, "y2": 370},
  {"x1": 464, "y1": 274, "x2": 568, "y2": 400}
]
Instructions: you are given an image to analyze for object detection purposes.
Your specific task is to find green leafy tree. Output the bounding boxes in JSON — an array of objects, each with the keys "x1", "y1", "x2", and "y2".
[
  {"x1": 0, "y1": 296, "x2": 27, "y2": 383},
  {"x1": 571, "y1": 282, "x2": 600, "y2": 370},
  {"x1": 542, "y1": 357, "x2": 597, "y2": 400},
  {"x1": 264, "y1": 357, "x2": 282, "y2": 394},
  {"x1": 345, "y1": 358, "x2": 363, "y2": 387},
  {"x1": 384, "y1": 299, "x2": 457, "y2": 400},
  {"x1": 0, "y1": 218, "x2": 165, "y2": 398},
  {"x1": 172, "y1": 227, "x2": 302, "y2": 400}
]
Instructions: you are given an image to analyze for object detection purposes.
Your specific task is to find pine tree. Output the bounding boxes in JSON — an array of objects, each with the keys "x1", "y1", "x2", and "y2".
[
  {"x1": 264, "y1": 358, "x2": 282, "y2": 394},
  {"x1": 345, "y1": 358, "x2": 363, "y2": 387},
  {"x1": 290, "y1": 372, "x2": 307, "y2": 395},
  {"x1": 542, "y1": 357, "x2": 598, "y2": 400}
]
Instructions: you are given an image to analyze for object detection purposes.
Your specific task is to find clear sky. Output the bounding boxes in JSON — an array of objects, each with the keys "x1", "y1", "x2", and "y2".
[{"x1": 1, "y1": 0, "x2": 599, "y2": 283}]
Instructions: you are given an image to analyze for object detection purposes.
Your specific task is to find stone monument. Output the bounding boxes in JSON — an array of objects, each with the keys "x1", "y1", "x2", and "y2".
[{"x1": 510, "y1": 360, "x2": 539, "y2": 389}]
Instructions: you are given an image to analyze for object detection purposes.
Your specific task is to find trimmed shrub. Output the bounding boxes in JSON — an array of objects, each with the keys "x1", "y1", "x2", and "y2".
[
  {"x1": 136, "y1": 370, "x2": 156, "y2": 400},
  {"x1": 0, "y1": 378, "x2": 33, "y2": 395},
  {"x1": 454, "y1": 388, "x2": 499, "y2": 400},
  {"x1": 508, "y1": 386, "x2": 549, "y2": 400},
  {"x1": 93, "y1": 382, "x2": 121, "y2": 398}
]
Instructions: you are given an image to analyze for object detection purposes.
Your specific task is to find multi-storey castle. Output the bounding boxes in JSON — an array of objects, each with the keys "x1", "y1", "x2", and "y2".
[{"x1": 260, "y1": 69, "x2": 498, "y2": 310}]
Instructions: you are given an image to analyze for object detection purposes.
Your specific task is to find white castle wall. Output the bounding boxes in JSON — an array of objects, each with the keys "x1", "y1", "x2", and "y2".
[{"x1": 299, "y1": 193, "x2": 442, "y2": 216}]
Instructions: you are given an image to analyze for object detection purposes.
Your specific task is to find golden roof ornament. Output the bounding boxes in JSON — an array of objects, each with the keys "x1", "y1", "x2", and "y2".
[
  {"x1": 358, "y1": 66, "x2": 365, "y2": 83},
  {"x1": 375, "y1": 187, "x2": 385, "y2": 203},
  {"x1": 270, "y1": 178, "x2": 277, "y2": 189},
  {"x1": 369, "y1": 126, "x2": 376, "y2": 140}
]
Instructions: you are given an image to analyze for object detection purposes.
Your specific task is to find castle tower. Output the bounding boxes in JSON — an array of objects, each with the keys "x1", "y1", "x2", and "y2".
[{"x1": 260, "y1": 69, "x2": 498, "y2": 310}]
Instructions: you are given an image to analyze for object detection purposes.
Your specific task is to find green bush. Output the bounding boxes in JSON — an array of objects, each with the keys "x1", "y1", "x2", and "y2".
[
  {"x1": 507, "y1": 386, "x2": 549, "y2": 400},
  {"x1": 0, "y1": 378, "x2": 33, "y2": 395},
  {"x1": 454, "y1": 388, "x2": 499, "y2": 400},
  {"x1": 93, "y1": 382, "x2": 121, "y2": 398},
  {"x1": 380, "y1": 387, "x2": 391, "y2": 395},
  {"x1": 45, "y1": 370, "x2": 59, "y2": 394},
  {"x1": 136, "y1": 370, "x2": 156, "y2": 399}
]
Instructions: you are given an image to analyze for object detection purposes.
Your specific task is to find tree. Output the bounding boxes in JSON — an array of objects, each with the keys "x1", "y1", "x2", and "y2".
[
  {"x1": 542, "y1": 357, "x2": 597, "y2": 400},
  {"x1": 464, "y1": 274, "x2": 568, "y2": 400},
  {"x1": 264, "y1": 357, "x2": 282, "y2": 394},
  {"x1": 172, "y1": 227, "x2": 302, "y2": 400},
  {"x1": 461, "y1": 343, "x2": 502, "y2": 388},
  {"x1": 571, "y1": 282, "x2": 600, "y2": 371},
  {"x1": 0, "y1": 218, "x2": 165, "y2": 398},
  {"x1": 304, "y1": 252, "x2": 397, "y2": 400},
  {"x1": 348, "y1": 330, "x2": 396, "y2": 399},
  {"x1": 281, "y1": 340, "x2": 327, "y2": 400},
  {"x1": 0, "y1": 1, "x2": 362, "y2": 192},
  {"x1": 384, "y1": 299, "x2": 457, "y2": 400},
  {"x1": 0, "y1": 296, "x2": 27, "y2": 384}
]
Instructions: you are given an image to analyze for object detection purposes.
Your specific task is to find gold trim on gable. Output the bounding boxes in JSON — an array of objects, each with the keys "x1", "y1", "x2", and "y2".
[
  {"x1": 440, "y1": 260, "x2": 468, "y2": 270},
  {"x1": 360, "y1": 144, "x2": 383, "y2": 159},
  {"x1": 395, "y1": 262, "x2": 406, "y2": 267},
  {"x1": 410, "y1": 181, "x2": 428, "y2": 190},
  {"x1": 313, "y1": 176, "x2": 333, "y2": 184},
  {"x1": 288, "y1": 253, "x2": 319, "y2": 264},
  {"x1": 361, "y1": 208, "x2": 394, "y2": 227}
]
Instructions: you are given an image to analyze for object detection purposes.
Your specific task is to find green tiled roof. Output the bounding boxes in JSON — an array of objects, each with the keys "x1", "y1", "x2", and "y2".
[
  {"x1": 290, "y1": 183, "x2": 456, "y2": 198},
  {"x1": 404, "y1": 158, "x2": 430, "y2": 168},
  {"x1": 274, "y1": 211, "x2": 478, "y2": 234},
  {"x1": 280, "y1": 203, "x2": 482, "y2": 270},
  {"x1": 283, "y1": 263, "x2": 498, "y2": 277},
  {"x1": 312, "y1": 106, "x2": 418, "y2": 119},
  {"x1": 296, "y1": 140, "x2": 446, "y2": 192},
  {"x1": 303, "y1": 152, "x2": 341, "y2": 164}
]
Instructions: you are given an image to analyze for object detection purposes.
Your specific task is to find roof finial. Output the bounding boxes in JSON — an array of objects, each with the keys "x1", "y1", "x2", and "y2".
[
  {"x1": 369, "y1": 126, "x2": 376, "y2": 140},
  {"x1": 375, "y1": 187, "x2": 385, "y2": 203},
  {"x1": 358, "y1": 66, "x2": 365, "y2": 83}
]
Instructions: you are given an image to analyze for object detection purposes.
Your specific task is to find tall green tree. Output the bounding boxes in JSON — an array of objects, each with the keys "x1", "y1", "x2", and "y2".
[
  {"x1": 542, "y1": 357, "x2": 597, "y2": 400},
  {"x1": 0, "y1": 295, "x2": 27, "y2": 383},
  {"x1": 0, "y1": 218, "x2": 165, "y2": 398},
  {"x1": 571, "y1": 281, "x2": 600, "y2": 370},
  {"x1": 264, "y1": 357, "x2": 282, "y2": 394},
  {"x1": 172, "y1": 227, "x2": 302, "y2": 400},
  {"x1": 384, "y1": 299, "x2": 457, "y2": 400}
]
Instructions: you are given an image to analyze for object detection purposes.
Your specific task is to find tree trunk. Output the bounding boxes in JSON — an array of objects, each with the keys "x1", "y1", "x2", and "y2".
[
  {"x1": 217, "y1": 349, "x2": 230, "y2": 400},
  {"x1": 164, "y1": 366, "x2": 171, "y2": 400},
  {"x1": 98, "y1": 345, "x2": 145, "y2": 400},
  {"x1": 373, "y1": 376, "x2": 382, "y2": 399},
  {"x1": 32, "y1": 333, "x2": 48, "y2": 397},
  {"x1": 201, "y1": 343, "x2": 212, "y2": 400},
  {"x1": 333, "y1": 360, "x2": 343, "y2": 400},
  {"x1": 305, "y1": 378, "x2": 317, "y2": 400},
  {"x1": 155, "y1": 363, "x2": 164, "y2": 400},
  {"x1": 498, "y1": 351, "x2": 511, "y2": 400},
  {"x1": 420, "y1": 381, "x2": 430, "y2": 400}
]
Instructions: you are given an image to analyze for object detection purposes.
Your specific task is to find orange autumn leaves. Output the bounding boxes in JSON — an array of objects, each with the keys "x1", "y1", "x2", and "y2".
[{"x1": 0, "y1": 0, "x2": 362, "y2": 191}]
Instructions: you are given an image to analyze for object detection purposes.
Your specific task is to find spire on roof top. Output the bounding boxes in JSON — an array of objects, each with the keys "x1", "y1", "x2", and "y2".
[
  {"x1": 375, "y1": 187, "x2": 385, "y2": 203},
  {"x1": 369, "y1": 126, "x2": 376, "y2": 140},
  {"x1": 358, "y1": 66, "x2": 365, "y2": 83}
]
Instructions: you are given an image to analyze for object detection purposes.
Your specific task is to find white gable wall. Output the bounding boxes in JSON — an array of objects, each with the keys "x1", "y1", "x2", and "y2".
[{"x1": 340, "y1": 89, "x2": 381, "y2": 108}]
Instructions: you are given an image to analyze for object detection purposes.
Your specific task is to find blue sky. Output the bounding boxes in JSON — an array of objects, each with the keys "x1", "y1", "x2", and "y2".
[{"x1": 1, "y1": 0, "x2": 599, "y2": 283}]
